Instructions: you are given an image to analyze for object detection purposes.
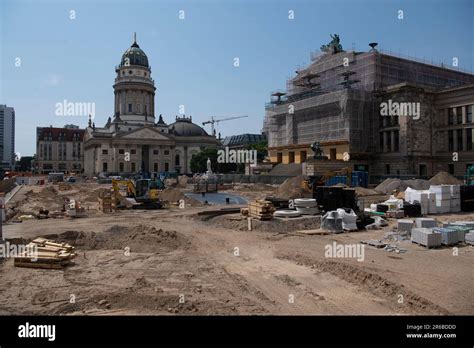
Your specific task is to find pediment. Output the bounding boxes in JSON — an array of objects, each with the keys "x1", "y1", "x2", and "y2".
[{"x1": 119, "y1": 127, "x2": 171, "y2": 140}]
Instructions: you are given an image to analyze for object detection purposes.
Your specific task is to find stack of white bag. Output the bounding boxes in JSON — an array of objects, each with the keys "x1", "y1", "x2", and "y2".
[
  {"x1": 405, "y1": 185, "x2": 460, "y2": 214},
  {"x1": 336, "y1": 208, "x2": 358, "y2": 231},
  {"x1": 321, "y1": 209, "x2": 358, "y2": 232}
]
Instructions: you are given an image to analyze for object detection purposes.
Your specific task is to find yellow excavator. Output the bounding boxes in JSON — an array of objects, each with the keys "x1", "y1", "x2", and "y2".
[
  {"x1": 112, "y1": 178, "x2": 163, "y2": 209},
  {"x1": 302, "y1": 167, "x2": 352, "y2": 189}
]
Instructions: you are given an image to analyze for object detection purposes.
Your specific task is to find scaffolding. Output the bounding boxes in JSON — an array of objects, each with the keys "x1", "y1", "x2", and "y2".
[{"x1": 265, "y1": 46, "x2": 474, "y2": 152}]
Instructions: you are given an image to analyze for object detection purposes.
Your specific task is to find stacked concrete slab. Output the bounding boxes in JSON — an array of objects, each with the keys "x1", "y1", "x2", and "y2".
[
  {"x1": 444, "y1": 221, "x2": 474, "y2": 228},
  {"x1": 466, "y1": 232, "x2": 474, "y2": 245},
  {"x1": 397, "y1": 219, "x2": 414, "y2": 235},
  {"x1": 444, "y1": 225, "x2": 470, "y2": 243},
  {"x1": 432, "y1": 227, "x2": 459, "y2": 246},
  {"x1": 405, "y1": 185, "x2": 461, "y2": 214},
  {"x1": 411, "y1": 228, "x2": 442, "y2": 248},
  {"x1": 442, "y1": 222, "x2": 473, "y2": 242},
  {"x1": 450, "y1": 185, "x2": 461, "y2": 212},
  {"x1": 415, "y1": 218, "x2": 437, "y2": 228}
]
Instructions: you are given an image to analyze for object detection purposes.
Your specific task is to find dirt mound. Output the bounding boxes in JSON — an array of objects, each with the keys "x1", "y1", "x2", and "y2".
[
  {"x1": 208, "y1": 214, "x2": 321, "y2": 233},
  {"x1": 429, "y1": 171, "x2": 462, "y2": 185},
  {"x1": 354, "y1": 186, "x2": 380, "y2": 196},
  {"x1": 33, "y1": 185, "x2": 58, "y2": 198},
  {"x1": 275, "y1": 175, "x2": 311, "y2": 199},
  {"x1": 375, "y1": 178, "x2": 430, "y2": 194},
  {"x1": 40, "y1": 224, "x2": 187, "y2": 253},
  {"x1": 269, "y1": 163, "x2": 303, "y2": 176},
  {"x1": 158, "y1": 188, "x2": 186, "y2": 203},
  {"x1": 84, "y1": 188, "x2": 111, "y2": 202},
  {"x1": 177, "y1": 175, "x2": 188, "y2": 188},
  {"x1": 234, "y1": 183, "x2": 275, "y2": 192}
]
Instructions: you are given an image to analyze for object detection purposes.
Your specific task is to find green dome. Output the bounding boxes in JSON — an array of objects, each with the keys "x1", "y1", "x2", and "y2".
[{"x1": 120, "y1": 41, "x2": 149, "y2": 67}]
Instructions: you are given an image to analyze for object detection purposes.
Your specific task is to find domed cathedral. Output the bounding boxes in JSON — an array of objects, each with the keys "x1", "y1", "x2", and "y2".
[{"x1": 83, "y1": 34, "x2": 219, "y2": 176}]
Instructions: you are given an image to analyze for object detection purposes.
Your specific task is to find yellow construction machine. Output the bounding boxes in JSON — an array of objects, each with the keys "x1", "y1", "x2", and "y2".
[{"x1": 112, "y1": 178, "x2": 163, "y2": 209}]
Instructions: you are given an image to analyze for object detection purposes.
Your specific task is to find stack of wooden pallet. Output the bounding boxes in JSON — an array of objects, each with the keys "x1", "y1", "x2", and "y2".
[
  {"x1": 57, "y1": 182, "x2": 71, "y2": 191},
  {"x1": 14, "y1": 238, "x2": 76, "y2": 269},
  {"x1": 247, "y1": 200, "x2": 275, "y2": 220},
  {"x1": 98, "y1": 197, "x2": 112, "y2": 212},
  {"x1": 98, "y1": 192, "x2": 112, "y2": 213}
]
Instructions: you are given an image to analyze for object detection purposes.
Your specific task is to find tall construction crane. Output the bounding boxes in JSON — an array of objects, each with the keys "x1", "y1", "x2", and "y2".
[{"x1": 202, "y1": 115, "x2": 248, "y2": 137}]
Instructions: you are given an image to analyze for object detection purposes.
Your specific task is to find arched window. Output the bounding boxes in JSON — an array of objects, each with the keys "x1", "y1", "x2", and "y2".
[{"x1": 175, "y1": 154, "x2": 180, "y2": 166}]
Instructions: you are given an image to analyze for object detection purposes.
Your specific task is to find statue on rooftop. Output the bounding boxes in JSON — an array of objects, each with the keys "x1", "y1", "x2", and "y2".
[{"x1": 320, "y1": 34, "x2": 343, "y2": 54}]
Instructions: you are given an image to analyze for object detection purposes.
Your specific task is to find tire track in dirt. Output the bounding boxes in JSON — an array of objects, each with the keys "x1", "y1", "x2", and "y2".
[
  {"x1": 276, "y1": 252, "x2": 450, "y2": 315},
  {"x1": 183, "y1": 219, "x2": 402, "y2": 314}
]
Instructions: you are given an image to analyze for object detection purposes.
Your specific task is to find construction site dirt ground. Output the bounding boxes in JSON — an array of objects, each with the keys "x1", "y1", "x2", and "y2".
[{"x1": 1, "y1": 183, "x2": 473, "y2": 315}]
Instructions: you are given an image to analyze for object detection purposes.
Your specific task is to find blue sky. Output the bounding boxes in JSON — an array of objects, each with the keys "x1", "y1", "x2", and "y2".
[{"x1": 1, "y1": 0, "x2": 473, "y2": 156}]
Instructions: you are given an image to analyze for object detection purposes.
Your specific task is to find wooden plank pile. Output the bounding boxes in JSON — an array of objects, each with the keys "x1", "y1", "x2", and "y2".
[
  {"x1": 247, "y1": 200, "x2": 275, "y2": 220},
  {"x1": 57, "y1": 182, "x2": 72, "y2": 191},
  {"x1": 14, "y1": 238, "x2": 76, "y2": 269},
  {"x1": 98, "y1": 191, "x2": 112, "y2": 213}
]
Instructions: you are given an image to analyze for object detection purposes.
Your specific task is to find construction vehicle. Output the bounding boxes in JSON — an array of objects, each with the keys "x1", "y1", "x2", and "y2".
[
  {"x1": 112, "y1": 177, "x2": 163, "y2": 209},
  {"x1": 303, "y1": 167, "x2": 353, "y2": 189},
  {"x1": 465, "y1": 166, "x2": 474, "y2": 185}
]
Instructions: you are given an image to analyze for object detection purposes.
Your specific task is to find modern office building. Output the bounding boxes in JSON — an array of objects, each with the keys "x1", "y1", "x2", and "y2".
[{"x1": 0, "y1": 104, "x2": 16, "y2": 170}]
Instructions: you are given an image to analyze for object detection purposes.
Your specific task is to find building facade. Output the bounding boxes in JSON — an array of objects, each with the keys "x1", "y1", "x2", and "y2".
[
  {"x1": 374, "y1": 83, "x2": 474, "y2": 177},
  {"x1": 0, "y1": 104, "x2": 15, "y2": 170},
  {"x1": 222, "y1": 133, "x2": 266, "y2": 149},
  {"x1": 36, "y1": 125, "x2": 85, "y2": 174},
  {"x1": 263, "y1": 39, "x2": 474, "y2": 178},
  {"x1": 83, "y1": 35, "x2": 219, "y2": 176}
]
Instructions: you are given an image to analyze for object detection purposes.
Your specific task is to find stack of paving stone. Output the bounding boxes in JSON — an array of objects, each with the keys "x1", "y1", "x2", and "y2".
[
  {"x1": 444, "y1": 225, "x2": 470, "y2": 243},
  {"x1": 411, "y1": 228, "x2": 442, "y2": 248},
  {"x1": 465, "y1": 232, "x2": 474, "y2": 245},
  {"x1": 432, "y1": 227, "x2": 459, "y2": 246},
  {"x1": 397, "y1": 219, "x2": 414, "y2": 235},
  {"x1": 415, "y1": 217, "x2": 437, "y2": 228}
]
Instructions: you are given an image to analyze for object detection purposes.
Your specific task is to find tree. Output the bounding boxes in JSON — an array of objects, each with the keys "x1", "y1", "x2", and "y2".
[
  {"x1": 190, "y1": 148, "x2": 218, "y2": 173},
  {"x1": 190, "y1": 147, "x2": 237, "y2": 174},
  {"x1": 17, "y1": 156, "x2": 34, "y2": 172},
  {"x1": 247, "y1": 140, "x2": 268, "y2": 162}
]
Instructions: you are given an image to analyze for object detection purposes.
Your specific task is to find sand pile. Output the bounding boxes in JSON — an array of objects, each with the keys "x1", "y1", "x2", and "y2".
[
  {"x1": 275, "y1": 175, "x2": 311, "y2": 199},
  {"x1": 376, "y1": 172, "x2": 462, "y2": 194},
  {"x1": 354, "y1": 186, "x2": 380, "y2": 196},
  {"x1": 84, "y1": 188, "x2": 111, "y2": 202},
  {"x1": 40, "y1": 224, "x2": 188, "y2": 253},
  {"x1": 429, "y1": 171, "x2": 462, "y2": 185},
  {"x1": 158, "y1": 188, "x2": 186, "y2": 203},
  {"x1": 234, "y1": 183, "x2": 275, "y2": 192},
  {"x1": 177, "y1": 175, "x2": 188, "y2": 188},
  {"x1": 38, "y1": 186, "x2": 58, "y2": 198},
  {"x1": 375, "y1": 178, "x2": 430, "y2": 194}
]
